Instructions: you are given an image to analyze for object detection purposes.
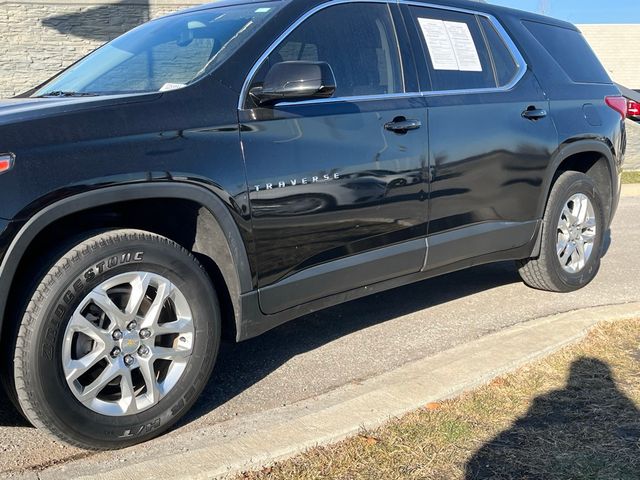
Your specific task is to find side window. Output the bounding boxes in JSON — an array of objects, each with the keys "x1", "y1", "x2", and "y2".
[
  {"x1": 479, "y1": 17, "x2": 518, "y2": 86},
  {"x1": 409, "y1": 6, "x2": 495, "y2": 91},
  {"x1": 248, "y1": 3, "x2": 404, "y2": 103}
]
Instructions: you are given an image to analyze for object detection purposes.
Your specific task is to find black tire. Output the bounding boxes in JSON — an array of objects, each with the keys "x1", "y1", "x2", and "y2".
[
  {"x1": 12, "y1": 229, "x2": 220, "y2": 449},
  {"x1": 518, "y1": 171, "x2": 605, "y2": 292}
]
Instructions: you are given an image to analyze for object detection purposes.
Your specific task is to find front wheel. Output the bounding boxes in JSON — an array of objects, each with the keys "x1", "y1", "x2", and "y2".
[
  {"x1": 12, "y1": 230, "x2": 220, "y2": 449},
  {"x1": 518, "y1": 171, "x2": 606, "y2": 292}
]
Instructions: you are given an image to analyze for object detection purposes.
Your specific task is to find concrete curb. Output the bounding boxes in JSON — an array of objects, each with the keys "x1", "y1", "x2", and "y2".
[{"x1": 37, "y1": 302, "x2": 640, "y2": 480}]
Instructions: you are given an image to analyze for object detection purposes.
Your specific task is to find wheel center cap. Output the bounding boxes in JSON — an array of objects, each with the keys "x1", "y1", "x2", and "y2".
[
  {"x1": 570, "y1": 227, "x2": 579, "y2": 239},
  {"x1": 120, "y1": 331, "x2": 140, "y2": 355}
]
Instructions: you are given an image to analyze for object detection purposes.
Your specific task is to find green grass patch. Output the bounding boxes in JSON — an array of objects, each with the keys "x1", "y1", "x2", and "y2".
[
  {"x1": 622, "y1": 171, "x2": 640, "y2": 184},
  {"x1": 239, "y1": 318, "x2": 640, "y2": 480}
]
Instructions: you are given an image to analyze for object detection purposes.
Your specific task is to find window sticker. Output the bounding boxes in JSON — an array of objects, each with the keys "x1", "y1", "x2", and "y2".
[
  {"x1": 417, "y1": 18, "x2": 459, "y2": 71},
  {"x1": 443, "y1": 21, "x2": 482, "y2": 72},
  {"x1": 417, "y1": 18, "x2": 482, "y2": 72}
]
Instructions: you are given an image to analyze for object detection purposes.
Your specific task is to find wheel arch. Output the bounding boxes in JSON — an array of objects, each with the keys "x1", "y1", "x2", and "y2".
[
  {"x1": 531, "y1": 139, "x2": 617, "y2": 257},
  {"x1": 540, "y1": 140, "x2": 616, "y2": 219},
  {"x1": 0, "y1": 183, "x2": 253, "y2": 346}
]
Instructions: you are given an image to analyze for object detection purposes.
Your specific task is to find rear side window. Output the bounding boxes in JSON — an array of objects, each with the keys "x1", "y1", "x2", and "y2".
[
  {"x1": 249, "y1": 3, "x2": 404, "y2": 101},
  {"x1": 523, "y1": 21, "x2": 610, "y2": 84},
  {"x1": 479, "y1": 17, "x2": 518, "y2": 86},
  {"x1": 409, "y1": 6, "x2": 495, "y2": 91}
]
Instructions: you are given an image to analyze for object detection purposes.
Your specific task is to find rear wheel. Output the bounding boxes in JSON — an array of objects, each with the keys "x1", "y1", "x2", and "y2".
[
  {"x1": 518, "y1": 171, "x2": 605, "y2": 292},
  {"x1": 12, "y1": 229, "x2": 220, "y2": 449}
]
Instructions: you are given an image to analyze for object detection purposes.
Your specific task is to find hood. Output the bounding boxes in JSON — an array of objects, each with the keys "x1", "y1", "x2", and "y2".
[{"x1": 0, "y1": 93, "x2": 162, "y2": 127}]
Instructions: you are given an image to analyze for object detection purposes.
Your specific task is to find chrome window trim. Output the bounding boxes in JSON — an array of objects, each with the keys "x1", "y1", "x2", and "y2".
[{"x1": 238, "y1": 0, "x2": 528, "y2": 110}]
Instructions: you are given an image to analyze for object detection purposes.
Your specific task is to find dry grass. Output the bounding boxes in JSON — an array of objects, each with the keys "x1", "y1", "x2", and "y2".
[
  {"x1": 239, "y1": 319, "x2": 640, "y2": 480},
  {"x1": 622, "y1": 171, "x2": 640, "y2": 183}
]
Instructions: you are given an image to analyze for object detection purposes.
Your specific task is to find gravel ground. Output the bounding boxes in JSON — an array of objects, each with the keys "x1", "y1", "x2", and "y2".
[{"x1": 1, "y1": 194, "x2": 639, "y2": 477}]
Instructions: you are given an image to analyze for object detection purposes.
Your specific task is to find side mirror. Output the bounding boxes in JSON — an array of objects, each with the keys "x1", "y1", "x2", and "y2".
[{"x1": 249, "y1": 61, "x2": 336, "y2": 106}]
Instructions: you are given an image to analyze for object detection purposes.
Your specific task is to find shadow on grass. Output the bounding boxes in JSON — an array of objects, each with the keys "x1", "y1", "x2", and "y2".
[{"x1": 466, "y1": 357, "x2": 640, "y2": 479}]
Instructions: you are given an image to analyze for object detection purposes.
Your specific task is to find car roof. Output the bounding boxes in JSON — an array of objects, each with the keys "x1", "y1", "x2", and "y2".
[
  {"x1": 162, "y1": 0, "x2": 286, "y2": 17},
  {"x1": 164, "y1": 0, "x2": 576, "y2": 31}
]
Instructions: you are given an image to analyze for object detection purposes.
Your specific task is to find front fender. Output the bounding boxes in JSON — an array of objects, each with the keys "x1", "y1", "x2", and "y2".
[{"x1": 0, "y1": 182, "x2": 253, "y2": 343}]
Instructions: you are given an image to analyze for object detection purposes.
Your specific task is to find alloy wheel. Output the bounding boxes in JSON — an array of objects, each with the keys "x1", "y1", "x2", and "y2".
[
  {"x1": 62, "y1": 272, "x2": 194, "y2": 416},
  {"x1": 556, "y1": 193, "x2": 597, "y2": 273}
]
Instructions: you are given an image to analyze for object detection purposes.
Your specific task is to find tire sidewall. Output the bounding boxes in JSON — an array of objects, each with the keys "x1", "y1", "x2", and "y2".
[
  {"x1": 543, "y1": 174, "x2": 605, "y2": 290},
  {"x1": 20, "y1": 232, "x2": 220, "y2": 448}
]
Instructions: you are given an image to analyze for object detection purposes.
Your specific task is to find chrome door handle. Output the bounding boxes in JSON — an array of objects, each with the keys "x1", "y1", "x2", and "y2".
[
  {"x1": 522, "y1": 107, "x2": 548, "y2": 120},
  {"x1": 384, "y1": 118, "x2": 422, "y2": 134}
]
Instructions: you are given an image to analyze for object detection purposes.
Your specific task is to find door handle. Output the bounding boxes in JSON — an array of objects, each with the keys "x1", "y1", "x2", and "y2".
[
  {"x1": 384, "y1": 118, "x2": 422, "y2": 134},
  {"x1": 522, "y1": 107, "x2": 548, "y2": 120}
]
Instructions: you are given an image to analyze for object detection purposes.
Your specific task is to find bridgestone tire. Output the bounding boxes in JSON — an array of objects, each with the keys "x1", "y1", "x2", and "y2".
[
  {"x1": 12, "y1": 229, "x2": 220, "y2": 449},
  {"x1": 517, "y1": 171, "x2": 605, "y2": 292}
]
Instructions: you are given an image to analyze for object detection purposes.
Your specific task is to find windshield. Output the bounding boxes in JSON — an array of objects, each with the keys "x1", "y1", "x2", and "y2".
[{"x1": 34, "y1": 2, "x2": 280, "y2": 97}]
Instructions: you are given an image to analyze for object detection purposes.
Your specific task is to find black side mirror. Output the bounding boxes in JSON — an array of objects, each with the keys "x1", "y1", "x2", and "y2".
[{"x1": 249, "y1": 61, "x2": 337, "y2": 106}]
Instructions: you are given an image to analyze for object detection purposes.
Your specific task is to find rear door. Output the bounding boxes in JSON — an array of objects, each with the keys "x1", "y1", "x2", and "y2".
[
  {"x1": 239, "y1": 2, "x2": 429, "y2": 314},
  {"x1": 402, "y1": 5, "x2": 559, "y2": 270}
]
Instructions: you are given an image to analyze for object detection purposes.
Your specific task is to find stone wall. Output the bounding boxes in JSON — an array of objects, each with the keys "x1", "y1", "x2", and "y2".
[
  {"x1": 0, "y1": 0, "x2": 201, "y2": 98},
  {"x1": 579, "y1": 24, "x2": 640, "y2": 90}
]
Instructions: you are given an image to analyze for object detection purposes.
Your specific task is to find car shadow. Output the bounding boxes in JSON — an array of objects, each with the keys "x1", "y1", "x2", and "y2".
[
  {"x1": 465, "y1": 357, "x2": 640, "y2": 479},
  {"x1": 181, "y1": 261, "x2": 521, "y2": 425},
  {"x1": 602, "y1": 228, "x2": 612, "y2": 257},
  {"x1": 0, "y1": 261, "x2": 520, "y2": 429},
  {"x1": 0, "y1": 390, "x2": 28, "y2": 427}
]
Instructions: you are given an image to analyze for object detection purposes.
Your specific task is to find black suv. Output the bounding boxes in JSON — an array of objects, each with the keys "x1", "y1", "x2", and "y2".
[{"x1": 0, "y1": 0, "x2": 626, "y2": 449}]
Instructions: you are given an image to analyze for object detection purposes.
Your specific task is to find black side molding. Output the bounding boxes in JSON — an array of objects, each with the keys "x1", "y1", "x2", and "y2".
[
  {"x1": 425, "y1": 220, "x2": 539, "y2": 271},
  {"x1": 258, "y1": 238, "x2": 427, "y2": 314},
  {"x1": 255, "y1": 219, "x2": 538, "y2": 321},
  {"x1": 239, "y1": 219, "x2": 541, "y2": 341}
]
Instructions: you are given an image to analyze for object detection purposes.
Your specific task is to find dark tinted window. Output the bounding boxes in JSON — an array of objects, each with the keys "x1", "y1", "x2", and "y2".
[
  {"x1": 410, "y1": 7, "x2": 495, "y2": 91},
  {"x1": 250, "y1": 3, "x2": 403, "y2": 101},
  {"x1": 523, "y1": 21, "x2": 610, "y2": 84},
  {"x1": 479, "y1": 17, "x2": 518, "y2": 86}
]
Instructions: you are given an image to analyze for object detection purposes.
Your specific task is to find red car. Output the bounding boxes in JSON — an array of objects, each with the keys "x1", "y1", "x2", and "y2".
[
  {"x1": 616, "y1": 83, "x2": 640, "y2": 122},
  {"x1": 628, "y1": 98, "x2": 640, "y2": 121}
]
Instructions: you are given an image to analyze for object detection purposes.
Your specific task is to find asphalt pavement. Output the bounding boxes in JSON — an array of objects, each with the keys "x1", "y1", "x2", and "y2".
[{"x1": 1, "y1": 191, "x2": 639, "y2": 478}]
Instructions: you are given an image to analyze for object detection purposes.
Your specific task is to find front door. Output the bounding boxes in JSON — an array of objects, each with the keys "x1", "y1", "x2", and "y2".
[{"x1": 239, "y1": 2, "x2": 429, "y2": 314}]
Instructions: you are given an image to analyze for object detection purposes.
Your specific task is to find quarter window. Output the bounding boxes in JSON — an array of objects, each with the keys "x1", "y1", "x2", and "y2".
[
  {"x1": 523, "y1": 20, "x2": 610, "y2": 84},
  {"x1": 248, "y1": 3, "x2": 404, "y2": 105},
  {"x1": 409, "y1": 7, "x2": 495, "y2": 91}
]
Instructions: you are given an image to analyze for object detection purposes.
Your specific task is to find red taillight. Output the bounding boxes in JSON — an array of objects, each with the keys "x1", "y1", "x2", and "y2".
[
  {"x1": 605, "y1": 96, "x2": 627, "y2": 119},
  {"x1": 628, "y1": 100, "x2": 640, "y2": 118},
  {"x1": 0, "y1": 154, "x2": 14, "y2": 174}
]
